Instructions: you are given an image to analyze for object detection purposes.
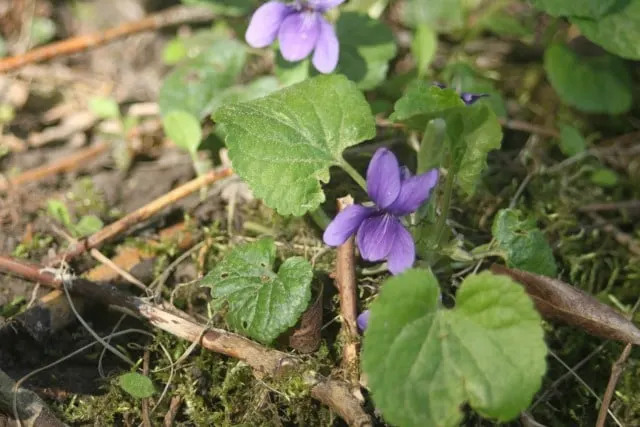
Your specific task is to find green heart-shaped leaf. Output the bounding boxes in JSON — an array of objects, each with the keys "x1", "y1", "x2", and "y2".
[
  {"x1": 201, "y1": 238, "x2": 313, "y2": 344},
  {"x1": 543, "y1": 43, "x2": 632, "y2": 114},
  {"x1": 362, "y1": 268, "x2": 547, "y2": 427},
  {"x1": 214, "y1": 74, "x2": 376, "y2": 216},
  {"x1": 571, "y1": 1, "x2": 640, "y2": 60}
]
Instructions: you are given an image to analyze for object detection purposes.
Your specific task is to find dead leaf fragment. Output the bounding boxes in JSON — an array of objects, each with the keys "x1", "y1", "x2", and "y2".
[{"x1": 491, "y1": 264, "x2": 640, "y2": 345}]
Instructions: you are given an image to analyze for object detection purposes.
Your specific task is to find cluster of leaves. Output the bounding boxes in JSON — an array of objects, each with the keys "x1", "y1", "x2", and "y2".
[{"x1": 144, "y1": 0, "x2": 640, "y2": 425}]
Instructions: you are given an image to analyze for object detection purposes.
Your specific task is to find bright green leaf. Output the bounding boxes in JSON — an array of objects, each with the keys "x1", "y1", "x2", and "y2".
[
  {"x1": 73, "y1": 215, "x2": 104, "y2": 238},
  {"x1": 390, "y1": 80, "x2": 465, "y2": 129},
  {"x1": 529, "y1": 0, "x2": 619, "y2": 18},
  {"x1": 590, "y1": 167, "x2": 619, "y2": 188},
  {"x1": 411, "y1": 24, "x2": 438, "y2": 78},
  {"x1": 559, "y1": 124, "x2": 586, "y2": 157},
  {"x1": 362, "y1": 269, "x2": 547, "y2": 427},
  {"x1": 118, "y1": 372, "x2": 156, "y2": 399},
  {"x1": 162, "y1": 110, "x2": 203, "y2": 155},
  {"x1": 543, "y1": 43, "x2": 632, "y2": 114},
  {"x1": 335, "y1": 12, "x2": 397, "y2": 90},
  {"x1": 159, "y1": 38, "x2": 246, "y2": 119},
  {"x1": 89, "y1": 96, "x2": 120, "y2": 119},
  {"x1": 214, "y1": 74, "x2": 376, "y2": 216},
  {"x1": 162, "y1": 38, "x2": 188, "y2": 65},
  {"x1": 446, "y1": 104, "x2": 503, "y2": 195},
  {"x1": 571, "y1": 1, "x2": 640, "y2": 60},
  {"x1": 201, "y1": 238, "x2": 313, "y2": 344},
  {"x1": 492, "y1": 209, "x2": 557, "y2": 277},
  {"x1": 401, "y1": 0, "x2": 465, "y2": 31},
  {"x1": 46, "y1": 200, "x2": 73, "y2": 229}
]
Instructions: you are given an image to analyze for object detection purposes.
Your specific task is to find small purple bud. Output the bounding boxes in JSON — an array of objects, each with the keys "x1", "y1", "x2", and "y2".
[{"x1": 357, "y1": 310, "x2": 370, "y2": 332}]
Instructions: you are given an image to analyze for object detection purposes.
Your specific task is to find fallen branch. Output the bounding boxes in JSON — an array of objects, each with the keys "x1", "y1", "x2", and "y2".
[
  {"x1": 0, "y1": 368, "x2": 66, "y2": 427},
  {"x1": 0, "y1": 256, "x2": 372, "y2": 427},
  {"x1": 0, "y1": 142, "x2": 109, "y2": 193},
  {"x1": 5, "y1": 222, "x2": 195, "y2": 342},
  {"x1": 335, "y1": 196, "x2": 360, "y2": 383},
  {"x1": 52, "y1": 167, "x2": 232, "y2": 263},
  {"x1": 0, "y1": 6, "x2": 217, "y2": 73}
]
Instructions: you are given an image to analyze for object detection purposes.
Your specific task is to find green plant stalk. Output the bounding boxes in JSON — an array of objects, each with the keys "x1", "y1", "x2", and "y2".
[
  {"x1": 308, "y1": 207, "x2": 332, "y2": 230},
  {"x1": 339, "y1": 160, "x2": 367, "y2": 191},
  {"x1": 433, "y1": 169, "x2": 455, "y2": 248}
]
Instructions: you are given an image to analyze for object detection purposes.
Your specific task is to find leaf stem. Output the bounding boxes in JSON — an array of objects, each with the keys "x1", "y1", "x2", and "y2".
[
  {"x1": 340, "y1": 160, "x2": 367, "y2": 191},
  {"x1": 433, "y1": 169, "x2": 455, "y2": 248},
  {"x1": 308, "y1": 207, "x2": 332, "y2": 230}
]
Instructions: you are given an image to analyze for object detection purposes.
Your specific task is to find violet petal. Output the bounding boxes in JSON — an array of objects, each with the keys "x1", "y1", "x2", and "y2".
[
  {"x1": 366, "y1": 148, "x2": 401, "y2": 209},
  {"x1": 245, "y1": 1, "x2": 292, "y2": 48},
  {"x1": 386, "y1": 222, "x2": 416, "y2": 275},
  {"x1": 357, "y1": 310, "x2": 370, "y2": 331},
  {"x1": 311, "y1": 17, "x2": 339, "y2": 73},
  {"x1": 356, "y1": 214, "x2": 398, "y2": 262},
  {"x1": 278, "y1": 11, "x2": 320, "y2": 61},
  {"x1": 308, "y1": 0, "x2": 346, "y2": 12},
  {"x1": 461, "y1": 92, "x2": 489, "y2": 105},
  {"x1": 323, "y1": 204, "x2": 375, "y2": 247},
  {"x1": 387, "y1": 168, "x2": 439, "y2": 216}
]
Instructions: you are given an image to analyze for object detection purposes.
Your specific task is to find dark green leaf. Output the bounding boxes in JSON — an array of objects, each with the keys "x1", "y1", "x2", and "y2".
[
  {"x1": 335, "y1": 12, "x2": 397, "y2": 90},
  {"x1": 529, "y1": 0, "x2": 620, "y2": 18},
  {"x1": 201, "y1": 238, "x2": 313, "y2": 344},
  {"x1": 543, "y1": 43, "x2": 632, "y2": 114},
  {"x1": 492, "y1": 209, "x2": 557, "y2": 277},
  {"x1": 571, "y1": 1, "x2": 640, "y2": 60}
]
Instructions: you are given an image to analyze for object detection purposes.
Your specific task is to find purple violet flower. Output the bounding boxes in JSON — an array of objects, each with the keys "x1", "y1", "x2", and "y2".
[
  {"x1": 357, "y1": 310, "x2": 370, "y2": 332},
  {"x1": 433, "y1": 82, "x2": 488, "y2": 105},
  {"x1": 323, "y1": 148, "x2": 439, "y2": 275},
  {"x1": 245, "y1": 0, "x2": 344, "y2": 73}
]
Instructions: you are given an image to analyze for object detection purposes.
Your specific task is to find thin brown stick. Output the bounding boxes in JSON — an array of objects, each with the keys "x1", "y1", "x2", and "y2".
[
  {"x1": 498, "y1": 118, "x2": 560, "y2": 139},
  {"x1": 587, "y1": 212, "x2": 640, "y2": 257},
  {"x1": 0, "y1": 6, "x2": 216, "y2": 73},
  {"x1": 5, "y1": 222, "x2": 195, "y2": 342},
  {"x1": 0, "y1": 256, "x2": 372, "y2": 427},
  {"x1": 53, "y1": 167, "x2": 233, "y2": 263},
  {"x1": 141, "y1": 350, "x2": 152, "y2": 427},
  {"x1": 579, "y1": 200, "x2": 640, "y2": 213},
  {"x1": 374, "y1": 116, "x2": 561, "y2": 138},
  {"x1": 162, "y1": 396, "x2": 182, "y2": 427},
  {"x1": 335, "y1": 196, "x2": 359, "y2": 383},
  {"x1": 0, "y1": 142, "x2": 109, "y2": 193},
  {"x1": 596, "y1": 342, "x2": 632, "y2": 427}
]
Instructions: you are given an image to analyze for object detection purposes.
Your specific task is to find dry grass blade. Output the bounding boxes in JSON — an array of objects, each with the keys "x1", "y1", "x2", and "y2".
[{"x1": 490, "y1": 264, "x2": 640, "y2": 345}]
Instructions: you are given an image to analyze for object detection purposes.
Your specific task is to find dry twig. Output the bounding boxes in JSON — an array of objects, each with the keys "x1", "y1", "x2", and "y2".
[
  {"x1": 0, "y1": 142, "x2": 109, "y2": 193},
  {"x1": 0, "y1": 6, "x2": 217, "y2": 73},
  {"x1": 52, "y1": 167, "x2": 232, "y2": 263},
  {"x1": 0, "y1": 256, "x2": 372, "y2": 427},
  {"x1": 335, "y1": 196, "x2": 360, "y2": 383}
]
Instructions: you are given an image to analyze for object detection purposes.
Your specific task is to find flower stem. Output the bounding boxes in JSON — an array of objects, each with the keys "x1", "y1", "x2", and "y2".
[
  {"x1": 433, "y1": 169, "x2": 455, "y2": 248},
  {"x1": 308, "y1": 207, "x2": 332, "y2": 230},
  {"x1": 340, "y1": 160, "x2": 367, "y2": 191}
]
